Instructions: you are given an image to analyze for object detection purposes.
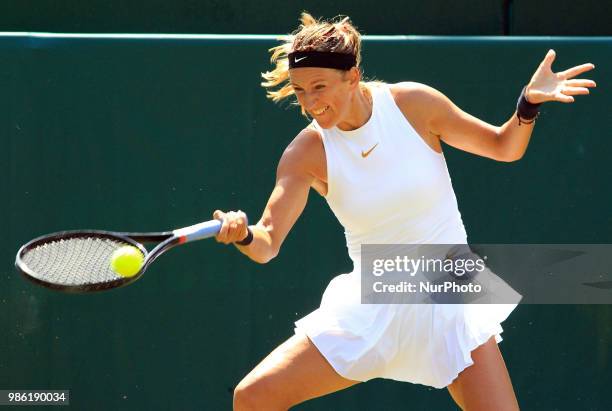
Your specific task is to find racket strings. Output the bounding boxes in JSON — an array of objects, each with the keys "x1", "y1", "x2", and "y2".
[{"x1": 20, "y1": 237, "x2": 137, "y2": 286}]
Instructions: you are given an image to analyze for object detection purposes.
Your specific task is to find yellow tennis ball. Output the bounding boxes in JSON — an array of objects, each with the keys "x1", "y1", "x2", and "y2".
[{"x1": 110, "y1": 246, "x2": 144, "y2": 277}]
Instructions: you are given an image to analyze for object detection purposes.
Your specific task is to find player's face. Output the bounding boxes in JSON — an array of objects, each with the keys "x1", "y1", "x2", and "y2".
[{"x1": 289, "y1": 67, "x2": 356, "y2": 129}]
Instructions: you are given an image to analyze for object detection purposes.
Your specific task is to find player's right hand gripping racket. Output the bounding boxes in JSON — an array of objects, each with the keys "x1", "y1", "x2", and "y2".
[{"x1": 15, "y1": 220, "x2": 222, "y2": 293}]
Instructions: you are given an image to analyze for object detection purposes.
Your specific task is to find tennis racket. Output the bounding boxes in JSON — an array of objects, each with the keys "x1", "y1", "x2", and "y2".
[{"x1": 15, "y1": 220, "x2": 222, "y2": 293}]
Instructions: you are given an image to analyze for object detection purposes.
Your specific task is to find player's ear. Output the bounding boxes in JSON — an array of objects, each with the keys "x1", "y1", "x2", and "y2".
[{"x1": 344, "y1": 67, "x2": 360, "y2": 88}]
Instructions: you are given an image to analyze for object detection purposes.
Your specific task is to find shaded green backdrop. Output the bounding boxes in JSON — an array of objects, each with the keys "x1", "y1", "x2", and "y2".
[
  {"x1": 1, "y1": 35, "x2": 611, "y2": 410},
  {"x1": 2, "y1": 0, "x2": 611, "y2": 35},
  {"x1": 510, "y1": 0, "x2": 612, "y2": 36},
  {"x1": 0, "y1": 0, "x2": 505, "y2": 35}
]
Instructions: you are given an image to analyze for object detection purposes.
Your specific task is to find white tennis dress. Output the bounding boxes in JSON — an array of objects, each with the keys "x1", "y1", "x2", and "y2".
[{"x1": 294, "y1": 83, "x2": 517, "y2": 388}]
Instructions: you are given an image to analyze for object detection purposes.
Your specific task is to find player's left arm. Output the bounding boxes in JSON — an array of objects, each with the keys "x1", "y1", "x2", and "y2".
[{"x1": 411, "y1": 50, "x2": 595, "y2": 162}]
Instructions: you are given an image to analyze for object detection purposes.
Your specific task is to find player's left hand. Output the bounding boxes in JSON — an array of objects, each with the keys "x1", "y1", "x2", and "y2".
[{"x1": 525, "y1": 49, "x2": 596, "y2": 104}]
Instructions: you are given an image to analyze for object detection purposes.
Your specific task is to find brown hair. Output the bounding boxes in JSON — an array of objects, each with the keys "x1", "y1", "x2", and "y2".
[{"x1": 261, "y1": 13, "x2": 363, "y2": 102}]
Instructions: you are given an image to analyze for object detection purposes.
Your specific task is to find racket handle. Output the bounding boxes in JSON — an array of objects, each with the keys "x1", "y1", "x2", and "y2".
[{"x1": 174, "y1": 220, "x2": 222, "y2": 243}]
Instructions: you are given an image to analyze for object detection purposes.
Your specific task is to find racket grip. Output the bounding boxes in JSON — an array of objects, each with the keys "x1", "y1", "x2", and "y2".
[{"x1": 173, "y1": 220, "x2": 222, "y2": 243}]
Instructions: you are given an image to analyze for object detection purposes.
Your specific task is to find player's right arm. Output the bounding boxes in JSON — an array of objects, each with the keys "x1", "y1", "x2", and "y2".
[{"x1": 214, "y1": 128, "x2": 323, "y2": 263}]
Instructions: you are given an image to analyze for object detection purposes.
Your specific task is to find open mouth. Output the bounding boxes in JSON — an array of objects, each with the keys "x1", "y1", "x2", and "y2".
[{"x1": 312, "y1": 106, "x2": 329, "y2": 116}]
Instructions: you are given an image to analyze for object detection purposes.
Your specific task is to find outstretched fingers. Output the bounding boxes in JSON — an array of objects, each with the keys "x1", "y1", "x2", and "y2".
[
  {"x1": 558, "y1": 63, "x2": 595, "y2": 79},
  {"x1": 562, "y1": 86, "x2": 591, "y2": 96},
  {"x1": 565, "y1": 79, "x2": 597, "y2": 88},
  {"x1": 556, "y1": 78, "x2": 596, "y2": 103},
  {"x1": 553, "y1": 86, "x2": 591, "y2": 104},
  {"x1": 554, "y1": 92, "x2": 575, "y2": 103},
  {"x1": 539, "y1": 49, "x2": 557, "y2": 70}
]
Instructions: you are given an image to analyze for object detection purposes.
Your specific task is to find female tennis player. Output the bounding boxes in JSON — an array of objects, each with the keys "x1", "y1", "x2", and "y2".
[{"x1": 214, "y1": 14, "x2": 595, "y2": 410}]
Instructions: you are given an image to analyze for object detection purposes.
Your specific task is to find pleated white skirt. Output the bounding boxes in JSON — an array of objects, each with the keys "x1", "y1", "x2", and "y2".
[{"x1": 295, "y1": 272, "x2": 517, "y2": 389}]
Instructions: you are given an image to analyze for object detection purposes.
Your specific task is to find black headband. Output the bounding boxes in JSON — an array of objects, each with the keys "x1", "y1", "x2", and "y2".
[{"x1": 288, "y1": 51, "x2": 357, "y2": 70}]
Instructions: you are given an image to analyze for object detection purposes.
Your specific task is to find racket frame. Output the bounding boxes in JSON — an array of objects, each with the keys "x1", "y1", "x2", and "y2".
[
  {"x1": 16, "y1": 230, "x2": 173, "y2": 292},
  {"x1": 15, "y1": 220, "x2": 222, "y2": 292}
]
